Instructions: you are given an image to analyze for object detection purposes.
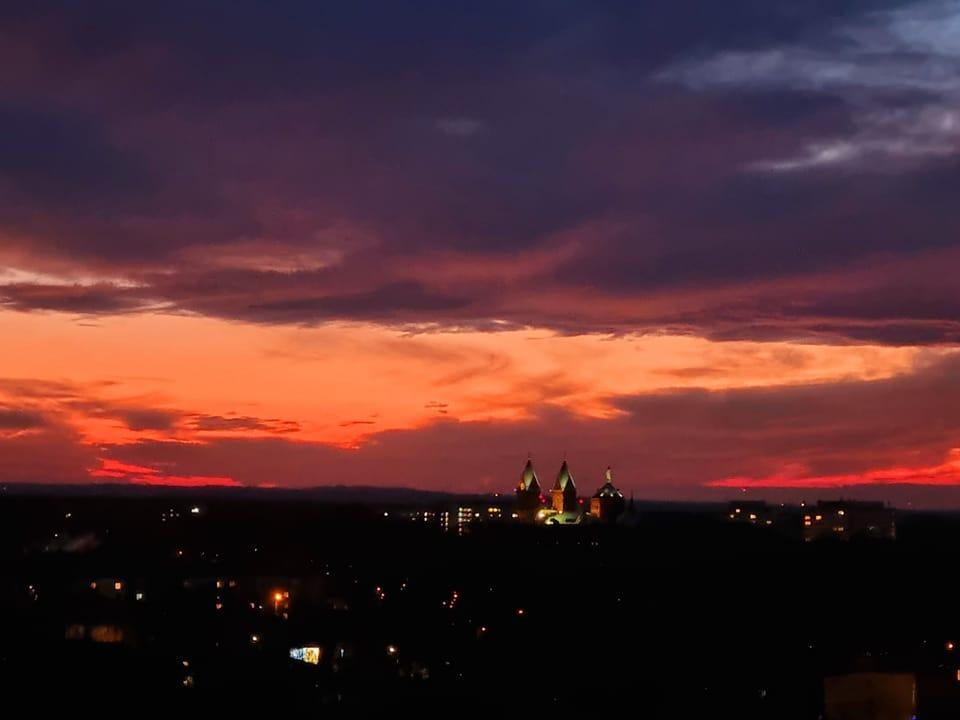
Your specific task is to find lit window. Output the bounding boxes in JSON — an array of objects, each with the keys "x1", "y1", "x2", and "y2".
[{"x1": 114, "y1": 581, "x2": 123, "y2": 591}]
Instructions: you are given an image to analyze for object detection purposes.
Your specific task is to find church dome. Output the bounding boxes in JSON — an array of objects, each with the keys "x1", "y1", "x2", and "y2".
[{"x1": 593, "y1": 467, "x2": 623, "y2": 499}]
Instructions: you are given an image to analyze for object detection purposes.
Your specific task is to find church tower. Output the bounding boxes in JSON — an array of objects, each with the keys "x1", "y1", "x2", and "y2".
[
  {"x1": 515, "y1": 458, "x2": 543, "y2": 519},
  {"x1": 590, "y1": 466, "x2": 626, "y2": 522},
  {"x1": 551, "y1": 460, "x2": 578, "y2": 513}
]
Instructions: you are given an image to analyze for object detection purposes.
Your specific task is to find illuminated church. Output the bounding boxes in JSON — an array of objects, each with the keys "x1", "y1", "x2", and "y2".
[
  {"x1": 516, "y1": 459, "x2": 625, "y2": 525},
  {"x1": 515, "y1": 459, "x2": 543, "y2": 521}
]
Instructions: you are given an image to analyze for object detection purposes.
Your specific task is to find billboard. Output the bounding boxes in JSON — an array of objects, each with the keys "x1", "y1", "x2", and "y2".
[{"x1": 289, "y1": 646, "x2": 322, "y2": 665}]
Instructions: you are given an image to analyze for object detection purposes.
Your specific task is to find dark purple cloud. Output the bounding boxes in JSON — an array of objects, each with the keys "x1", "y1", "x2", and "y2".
[
  {"x1": 0, "y1": 282, "x2": 154, "y2": 314},
  {"x1": 59, "y1": 398, "x2": 181, "y2": 433},
  {"x1": 0, "y1": 407, "x2": 46, "y2": 431},
  {"x1": 189, "y1": 414, "x2": 300, "y2": 434},
  {"x1": 0, "y1": 379, "x2": 304, "y2": 438},
  {"x1": 244, "y1": 281, "x2": 471, "y2": 322},
  {"x1": 0, "y1": 419, "x2": 94, "y2": 484},
  {"x1": 0, "y1": 0, "x2": 957, "y2": 345}
]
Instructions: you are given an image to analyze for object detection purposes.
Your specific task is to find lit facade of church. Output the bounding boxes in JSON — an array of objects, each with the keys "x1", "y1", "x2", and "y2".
[{"x1": 515, "y1": 459, "x2": 626, "y2": 525}]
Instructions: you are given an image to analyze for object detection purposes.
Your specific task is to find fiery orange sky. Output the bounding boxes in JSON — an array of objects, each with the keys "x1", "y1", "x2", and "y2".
[
  {"x1": 2, "y1": 1, "x2": 960, "y2": 503},
  {"x1": 3, "y1": 307, "x2": 960, "y2": 500}
]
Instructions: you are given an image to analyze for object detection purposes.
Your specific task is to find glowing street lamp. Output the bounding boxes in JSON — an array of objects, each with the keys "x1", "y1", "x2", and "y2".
[{"x1": 271, "y1": 590, "x2": 289, "y2": 613}]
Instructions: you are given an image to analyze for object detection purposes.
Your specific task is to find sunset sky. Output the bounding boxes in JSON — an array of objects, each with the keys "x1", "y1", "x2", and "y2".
[{"x1": 2, "y1": 1, "x2": 960, "y2": 503}]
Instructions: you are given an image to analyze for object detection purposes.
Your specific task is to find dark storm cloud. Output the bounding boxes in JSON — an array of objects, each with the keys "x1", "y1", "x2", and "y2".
[
  {"x1": 1, "y1": 1, "x2": 907, "y2": 83},
  {"x1": 0, "y1": 102, "x2": 153, "y2": 203},
  {"x1": 0, "y1": 0, "x2": 957, "y2": 344}
]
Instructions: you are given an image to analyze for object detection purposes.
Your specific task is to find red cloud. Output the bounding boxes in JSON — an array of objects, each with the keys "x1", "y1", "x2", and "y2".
[
  {"x1": 709, "y1": 449, "x2": 960, "y2": 488},
  {"x1": 129, "y1": 473, "x2": 239, "y2": 487},
  {"x1": 90, "y1": 457, "x2": 239, "y2": 487}
]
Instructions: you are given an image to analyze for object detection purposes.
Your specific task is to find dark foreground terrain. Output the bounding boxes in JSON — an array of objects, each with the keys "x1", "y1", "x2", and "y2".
[{"x1": 2, "y1": 487, "x2": 959, "y2": 716}]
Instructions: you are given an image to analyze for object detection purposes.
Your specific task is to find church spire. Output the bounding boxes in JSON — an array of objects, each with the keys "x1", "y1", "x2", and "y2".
[
  {"x1": 516, "y1": 458, "x2": 543, "y2": 517},
  {"x1": 553, "y1": 459, "x2": 575, "y2": 492},
  {"x1": 519, "y1": 458, "x2": 540, "y2": 492},
  {"x1": 551, "y1": 460, "x2": 578, "y2": 514}
]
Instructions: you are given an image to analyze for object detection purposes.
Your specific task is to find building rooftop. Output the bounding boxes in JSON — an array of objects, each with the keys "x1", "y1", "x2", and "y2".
[{"x1": 592, "y1": 467, "x2": 623, "y2": 499}]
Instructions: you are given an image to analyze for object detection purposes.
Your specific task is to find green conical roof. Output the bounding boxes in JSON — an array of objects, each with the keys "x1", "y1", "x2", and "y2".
[
  {"x1": 553, "y1": 460, "x2": 575, "y2": 492},
  {"x1": 519, "y1": 459, "x2": 540, "y2": 492}
]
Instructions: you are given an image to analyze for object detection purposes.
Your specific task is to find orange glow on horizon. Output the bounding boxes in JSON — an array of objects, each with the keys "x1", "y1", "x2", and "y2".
[
  {"x1": 0, "y1": 309, "x2": 933, "y2": 440},
  {"x1": 1, "y1": 307, "x2": 959, "y2": 489},
  {"x1": 89, "y1": 458, "x2": 240, "y2": 487}
]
